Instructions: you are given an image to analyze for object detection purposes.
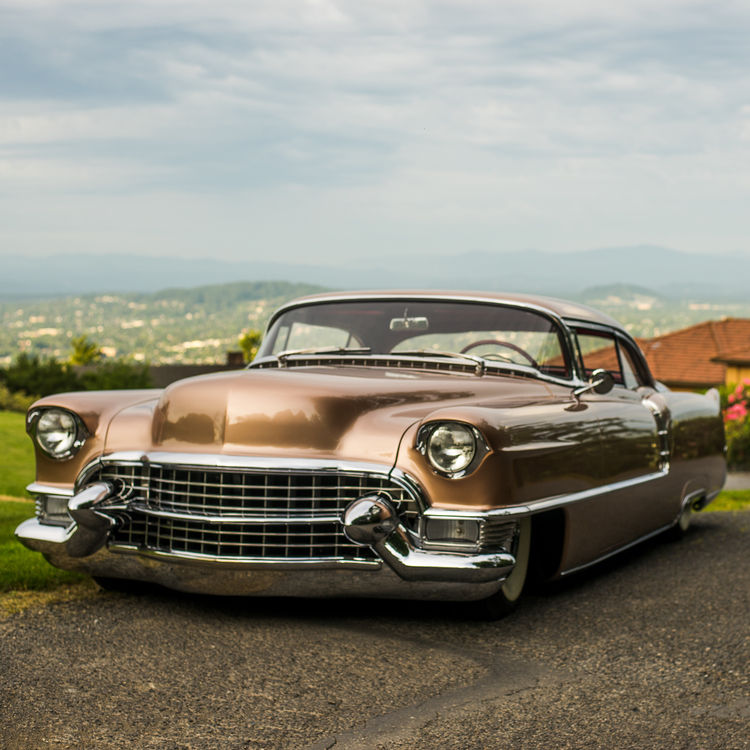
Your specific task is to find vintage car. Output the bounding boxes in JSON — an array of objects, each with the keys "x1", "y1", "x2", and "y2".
[{"x1": 16, "y1": 291, "x2": 726, "y2": 616}]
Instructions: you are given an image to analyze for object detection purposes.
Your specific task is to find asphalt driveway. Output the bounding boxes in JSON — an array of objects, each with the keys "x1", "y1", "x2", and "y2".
[{"x1": 1, "y1": 510, "x2": 748, "y2": 750}]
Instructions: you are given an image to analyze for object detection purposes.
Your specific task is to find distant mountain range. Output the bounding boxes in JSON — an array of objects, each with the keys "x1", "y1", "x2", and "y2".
[{"x1": 0, "y1": 245, "x2": 744, "y2": 301}]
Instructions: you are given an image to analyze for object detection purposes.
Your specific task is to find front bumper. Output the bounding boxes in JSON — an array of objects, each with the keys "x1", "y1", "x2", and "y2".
[{"x1": 15, "y1": 483, "x2": 518, "y2": 601}]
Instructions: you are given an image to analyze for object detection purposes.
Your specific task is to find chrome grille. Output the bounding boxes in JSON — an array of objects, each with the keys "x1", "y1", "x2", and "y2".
[{"x1": 90, "y1": 462, "x2": 421, "y2": 562}]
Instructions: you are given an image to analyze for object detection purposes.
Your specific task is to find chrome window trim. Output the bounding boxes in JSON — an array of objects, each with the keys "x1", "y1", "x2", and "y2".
[
  {"x1": 258, "y1": 293, "x2": 580, "y2": 383},
  {"x1": 564, "y1": 318, "x2": 656, "y2": 387}
]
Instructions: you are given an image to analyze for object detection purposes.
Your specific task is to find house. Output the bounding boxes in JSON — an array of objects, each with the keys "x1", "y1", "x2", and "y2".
[{"x1": 637, "y1": 318, "x2": 750, "y2": 390}]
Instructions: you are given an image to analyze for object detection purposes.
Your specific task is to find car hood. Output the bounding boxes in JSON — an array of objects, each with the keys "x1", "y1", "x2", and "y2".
[{"x1": 105, "y1": 366, "x2": 557, "y2": 465}]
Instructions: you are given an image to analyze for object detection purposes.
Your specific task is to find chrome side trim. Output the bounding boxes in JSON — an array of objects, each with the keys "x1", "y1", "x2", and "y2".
[
  {"x1": 559, "y1": 523, "x2": 673, "y2": 577},
  {"x1": 524, "y1": 471, "x2": 668, "y2": 513}
]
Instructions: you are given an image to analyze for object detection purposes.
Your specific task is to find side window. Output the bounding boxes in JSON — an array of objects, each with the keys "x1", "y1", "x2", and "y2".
[
  {"x1": 575, "y1": 329, "x2": 624, "y2": 386},
  {"x1": 617, "y1": 339, "x2": 647, "y2": 389}
]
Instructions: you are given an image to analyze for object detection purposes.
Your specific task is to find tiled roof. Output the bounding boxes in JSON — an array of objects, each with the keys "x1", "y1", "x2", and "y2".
[
  {"x1": 638, "y1": 318, "x2": 750, "y2": 387},
  {"x1": 712, "y1": 346, "x2": 750, "y2": 365}
]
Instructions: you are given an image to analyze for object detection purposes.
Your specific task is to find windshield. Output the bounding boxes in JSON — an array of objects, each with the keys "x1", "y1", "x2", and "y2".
[{"x1": 257, "y1": 299, "x2": 571, "y2": 379}]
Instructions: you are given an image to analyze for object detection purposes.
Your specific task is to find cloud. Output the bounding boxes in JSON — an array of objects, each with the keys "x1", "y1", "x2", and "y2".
[{"x1": 1, "y1": 0, "x2": 750, "y2": 259}]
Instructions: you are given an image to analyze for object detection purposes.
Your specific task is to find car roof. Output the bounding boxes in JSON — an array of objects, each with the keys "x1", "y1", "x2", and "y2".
[{"x1": 276, "y1": 290, "x2": 624, "y2": 330}]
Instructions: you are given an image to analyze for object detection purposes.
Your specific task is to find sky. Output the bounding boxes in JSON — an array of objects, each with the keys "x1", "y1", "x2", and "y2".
[{"x1": 1, "y1": 0, "x2": 750, "y2": 265}]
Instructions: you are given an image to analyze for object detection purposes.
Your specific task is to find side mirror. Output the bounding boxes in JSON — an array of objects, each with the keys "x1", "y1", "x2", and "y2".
[
  {"x1": 589, "y1": 368, "x2": 615, "y2": 394},
  {"x1": 572, "y1": 368, "x2": 615, "y2": 402}
]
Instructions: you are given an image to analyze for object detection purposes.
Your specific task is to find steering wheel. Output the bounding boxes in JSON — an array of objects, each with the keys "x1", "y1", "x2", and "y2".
[{"x1": 460, "y1": 339, "x2": 538, "y2": 368}]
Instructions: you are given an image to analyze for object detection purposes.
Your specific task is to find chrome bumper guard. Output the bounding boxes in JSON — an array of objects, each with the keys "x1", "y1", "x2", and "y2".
[{"x1": 15, "y1": 482, "x2": 517, "y2": 597}]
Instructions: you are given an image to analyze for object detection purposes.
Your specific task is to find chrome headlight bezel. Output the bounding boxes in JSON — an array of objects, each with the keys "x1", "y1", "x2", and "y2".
[
  {"x1": 416, "y1": 421, "x2": 489, "y2": 478},
  {"x1": 27, "y1": 407, "x2": 88, "y2": 461}
]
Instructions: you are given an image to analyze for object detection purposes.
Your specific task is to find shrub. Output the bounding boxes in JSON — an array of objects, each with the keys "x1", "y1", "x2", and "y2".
[
  {"x1": 0, "y1": 352, "x2": 81, "y2": 398},
  {"x1": 0, "y1": 352, "x2": 152, "y2": 402},
  {"x1": 78, "y1": 359, "x2": 152, "y2": 390},
  {"x1": 0, "y1": 385, "x2": 37, "y2": 413},
  {"x1": 721, "y1": 381, "x2": 750, "y2": 469}
]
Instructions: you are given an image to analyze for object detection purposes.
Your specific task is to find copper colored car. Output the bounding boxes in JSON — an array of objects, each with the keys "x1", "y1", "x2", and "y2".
[{"x1": 16, "y1": 292, "x2": 726, "y2": 616}]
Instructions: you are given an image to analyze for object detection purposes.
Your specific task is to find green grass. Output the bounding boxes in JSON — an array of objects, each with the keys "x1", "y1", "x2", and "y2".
[
  {"x1": 709, "y1": 490, "x2": 750, "y2": 511},
  {"x1": 0, "y1": 410, "x2": 34, "y2": 498},
  {"x1": 0, "y1": 499, "x2": 84, "y2": 592}
]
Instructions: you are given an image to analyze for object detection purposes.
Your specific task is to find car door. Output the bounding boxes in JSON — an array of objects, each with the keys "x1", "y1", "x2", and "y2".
[{"x1": 568, "y1": 325, "x2": 674, "y2": 554}]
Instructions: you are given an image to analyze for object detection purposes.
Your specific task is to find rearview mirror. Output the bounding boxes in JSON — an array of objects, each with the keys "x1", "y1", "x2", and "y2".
[{"x1": 389, "y1": 316, "x2": 429, "y2": 331}]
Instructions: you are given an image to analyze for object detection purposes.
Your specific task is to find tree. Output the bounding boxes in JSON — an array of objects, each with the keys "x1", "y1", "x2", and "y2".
[
  {"x1": 238, "y1": 329, "x2": 262, "y2": 363},
  {"x1": 69, "y1": 335, "x2": 102, "y2": 365}
]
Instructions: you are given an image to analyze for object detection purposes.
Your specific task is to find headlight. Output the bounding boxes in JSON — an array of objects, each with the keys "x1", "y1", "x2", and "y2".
[
  {"x1": 28, "y1": 408, "x2": 87, "y2": 460},
  {"x1": 419, "y1": 422, "x2": 484, "y2": 477}
]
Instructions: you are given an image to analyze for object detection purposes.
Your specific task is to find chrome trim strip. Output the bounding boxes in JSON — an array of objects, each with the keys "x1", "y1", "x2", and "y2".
[
  {"x1": 109, "y1": 544, "x2": 383, "y2": 570},
  {"x1": 75, "y1": 452, "x2": 427, "y2": 512},
  {"x1": 127, "y1": 504, "x2": 343, "y2": 525},
  {"x1": 560, "y1": 523, "x2": 673, "y2": 577},
  {"x1": 524, "y1": 471, "x2": 668, "y2": 513},
  {"x1": 88, "y1": 452, "x2": 402, "y2": 474},
  {"x1": 252, "y1": 354, "x2": 579, "y2": 390},
  {"x1": 26, "y1": 482, "x2": 75, "y2": 498}
]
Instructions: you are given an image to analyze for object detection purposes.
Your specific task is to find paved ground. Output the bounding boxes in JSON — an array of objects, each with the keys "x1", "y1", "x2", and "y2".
[
  {"x1": 1, "y1": 511, "x2": 748, "y2": 750},
  {"x1": 725, "y1": 472, "x2": 750, "y2": 490}
]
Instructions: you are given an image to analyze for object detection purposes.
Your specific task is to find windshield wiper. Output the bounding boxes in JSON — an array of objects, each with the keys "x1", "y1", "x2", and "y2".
[
  {"x1": 392, "y1": 349, "x2": 488, "y2": 376},
  {"x1": 270, "y1": 346, "x2": 372, "y2": 367}
]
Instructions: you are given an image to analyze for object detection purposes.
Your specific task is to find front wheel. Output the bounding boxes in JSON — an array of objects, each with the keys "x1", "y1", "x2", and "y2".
[{"x1": 475, "y1": 516, "x2": 531, "y2": 619}]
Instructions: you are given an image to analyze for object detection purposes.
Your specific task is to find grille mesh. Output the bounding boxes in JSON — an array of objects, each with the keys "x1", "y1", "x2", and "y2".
[{"x1": 92, "y1": 462, "x2": 420, "y2": 562}]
